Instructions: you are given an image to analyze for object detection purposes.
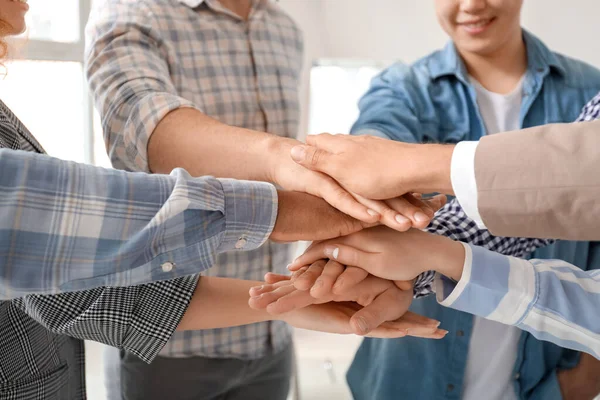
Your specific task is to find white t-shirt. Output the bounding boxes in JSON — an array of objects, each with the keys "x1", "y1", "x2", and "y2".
[{"x1": 461, "y1": 76, "x2": 525, "y2": 400}]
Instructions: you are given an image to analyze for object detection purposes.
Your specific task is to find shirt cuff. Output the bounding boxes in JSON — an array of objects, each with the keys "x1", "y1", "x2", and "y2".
[
  {"x1": 451, "y1": 141, "x2": 485, "y2": 228},
  {"x1": 436, "y1": 243, "x2": 536, "y2": 326},
  {"x1": 218, "y1": 178, "x2": 278, "y2": 252}
]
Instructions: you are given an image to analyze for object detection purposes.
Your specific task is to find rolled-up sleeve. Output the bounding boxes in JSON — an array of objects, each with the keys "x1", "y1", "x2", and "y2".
[{"x1": 85, "y1": 1, "x2": 199, "y2": 172}]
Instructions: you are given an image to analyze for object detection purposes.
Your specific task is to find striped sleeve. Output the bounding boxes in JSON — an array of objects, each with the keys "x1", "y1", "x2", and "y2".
[{"x1": 436, "y1": 243, "x2": 600, "y2": 359}]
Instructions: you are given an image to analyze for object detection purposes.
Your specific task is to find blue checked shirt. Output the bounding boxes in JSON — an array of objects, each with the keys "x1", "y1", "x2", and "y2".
[
  {"x1": 0, "y1": 147, "x2": 277, "y2": 300},
  {"x1": 436, "y1": 91, "x2": 600, "y2": 359},
  {"x1": 85, "y1": 0, "x2": 303, "y2": 359}
]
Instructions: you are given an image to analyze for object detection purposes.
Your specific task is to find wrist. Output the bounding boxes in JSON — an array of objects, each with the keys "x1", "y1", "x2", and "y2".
[
  {"x1": 431, "y1": 236, "x2": 466, "y2": 281},
  {"x1": 407, "y1": 144, "x2": 455, "y2": 195},
  {"x1": 263, "y1": 136, "x2": 298, "y2": 185}
]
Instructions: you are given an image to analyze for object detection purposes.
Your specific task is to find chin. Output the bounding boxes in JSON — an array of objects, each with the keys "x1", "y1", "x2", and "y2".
[{"x1": 456, "y1": 40, "x2": 498, "y2": 57}]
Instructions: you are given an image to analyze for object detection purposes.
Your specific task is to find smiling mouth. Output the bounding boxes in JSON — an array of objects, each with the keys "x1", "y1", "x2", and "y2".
[{"x1": 458, "y1": 17, "x2": 495, "y2": 34}]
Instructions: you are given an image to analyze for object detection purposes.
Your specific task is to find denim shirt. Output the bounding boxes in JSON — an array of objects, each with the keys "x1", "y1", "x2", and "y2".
[{"x1": 347, "y1": 31, "x2": 600, "y2": 400}]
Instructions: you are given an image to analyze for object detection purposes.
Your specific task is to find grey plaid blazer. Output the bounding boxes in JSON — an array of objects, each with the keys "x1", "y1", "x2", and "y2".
[{"x1": 0, "y1": 99, "x2": 198, "y2": 399}]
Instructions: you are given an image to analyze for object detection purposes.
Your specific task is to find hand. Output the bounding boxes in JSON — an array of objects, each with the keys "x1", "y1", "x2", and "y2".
[
  {"x1": 289, "y1": 134, "x2": 455, "y2": 200},
  {"x1": 251, "y1": 275, "x2": 447, "y2": 338},
  {"x1": 271, "y1": 190, "x2": 370, "y2": 242},
  {"x1": 288, "y1": 226, "x2": 466, "y2": 282},
  {"x1": 557, "y1": 353, "x2": 600, "y2": 400},
  {"x1": 268, "y1": 137, "x2": 442, "y2": 231},
  {"x1": 277, "y1": 300, "x2": 440, "y2": 339},
  {"x1": 250, "y1": 262, "x2": 447, "y2": 338}
]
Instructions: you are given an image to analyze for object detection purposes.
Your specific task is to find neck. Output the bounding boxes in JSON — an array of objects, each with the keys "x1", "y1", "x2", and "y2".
[
  {"x1": 218, "y1": 0, "x2": 254, "y2": 20},
  {"x1": 460, "y1": 29, "x2": 527, "y2": 94}
]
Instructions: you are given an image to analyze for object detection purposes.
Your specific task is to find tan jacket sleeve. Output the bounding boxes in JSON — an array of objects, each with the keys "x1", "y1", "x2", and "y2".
[{"x1": 475, "y1": 119, "x2": 600, "y2": 240}]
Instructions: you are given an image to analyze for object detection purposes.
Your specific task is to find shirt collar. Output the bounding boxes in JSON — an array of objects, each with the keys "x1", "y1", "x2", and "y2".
[{"x1": 429, "y1": 29, "x2": 566, "y2": 82}]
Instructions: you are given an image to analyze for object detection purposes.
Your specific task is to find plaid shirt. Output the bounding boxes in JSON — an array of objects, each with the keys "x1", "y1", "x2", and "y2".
[{"x1": 86, "y1": 0, "x2": 303, "y2": 359}]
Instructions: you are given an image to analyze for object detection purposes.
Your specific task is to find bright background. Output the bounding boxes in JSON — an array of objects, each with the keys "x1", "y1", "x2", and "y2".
[{"x1": 1, "y1": 1, "x2": 598, "y2": 399}]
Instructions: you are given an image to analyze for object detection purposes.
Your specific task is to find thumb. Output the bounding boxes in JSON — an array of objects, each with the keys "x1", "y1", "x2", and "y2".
[{"x1": 290, "y1": 145, "x2": 333, "y2": 173}]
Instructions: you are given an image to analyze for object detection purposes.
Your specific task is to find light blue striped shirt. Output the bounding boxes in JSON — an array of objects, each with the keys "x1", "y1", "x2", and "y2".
[
  {"x1": 436, "y1": 243, "x2": 600, "y2": 359},
  {"x1": 0, "y1": 149, "x2": 277, "y2": 300}
]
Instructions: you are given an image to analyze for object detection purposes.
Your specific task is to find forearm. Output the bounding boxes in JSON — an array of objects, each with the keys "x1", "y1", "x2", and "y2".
[
  {"x1": 177, "y1": 277, "x2": 276, "y2": 330},
  {"x1": 148, "y1": 107, "x2": 286, "y2": 181}
]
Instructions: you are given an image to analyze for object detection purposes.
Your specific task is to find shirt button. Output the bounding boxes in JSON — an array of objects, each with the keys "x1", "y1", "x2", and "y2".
[
  {"x1": 161, "y1": 262, "x2": 175, "y2": 273},
  {"x1": 447, "y1": 384, "x2": 455, "y2": 392},
  {"x1": 235, "y1": 237, "x2": 248, "y2": 249},
  {"x1": 514, "y1": 373, "x2": 520, "y2": 380},
  {"x1": 456, "y1": 330, "x2": 464, "y2": 337}
]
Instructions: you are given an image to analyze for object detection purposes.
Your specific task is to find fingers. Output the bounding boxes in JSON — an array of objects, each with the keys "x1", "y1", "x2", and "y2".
[
  {"x1": 248, "y1": 283, "x2": 296, "y2": 310},
  {"x1": 315, "y1": 176, "x2": 381, "y2": 224},
  {"x1": 266, "y1": 289, "x2": 320, "y2": 315},
  {"x1": 264, "y1": 272, "x2": 291, "y2": 284},
  {"x1": 349, "y1": 286, "x2": 410, "y2": 335},
  {"x1": 385, "y1": 195, "x2": 432, "y2": 229},
  {"x1": 290, "y1": 266, "x2": 309, "y2": 281},
  {"x1": 351, "y1": 193, "x2": 412, "y2": 232},
  {"x1": 394, "y1": 279, "x2": 415, "y2": 291},
  {"x1": 309, "y1": 260, "x2": 345, "y2": 299},
  {"x1": 382, "y1": 311, "x2": 448, "y2": 339},
  {"x1": 293, "y1": 260, "x2": 326, "y2": 291},
  {"x1": 331, "y1": 267, "x2": 369, "y2": 296},
  {"x1": 420, "y1": 194, "x2": 447, "y2": 213},
  {"x1": 290, "y1": 144, "x2": 334, "y2": 172},
  {"x1": 289, "y1": 243, "x2": 375, "y2": 276}
]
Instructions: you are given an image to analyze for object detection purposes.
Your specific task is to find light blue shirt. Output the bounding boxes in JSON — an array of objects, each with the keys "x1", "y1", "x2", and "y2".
[
  {"x1": 348, "y1": 31, "x2": 600, "y2": 400},
  {"x1": 0, "y1": 149, "x2": 276, "y2": 300}
]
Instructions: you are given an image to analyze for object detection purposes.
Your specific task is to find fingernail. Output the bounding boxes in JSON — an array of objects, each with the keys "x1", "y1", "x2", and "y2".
[
  {"x1": 395, "y1": 214, "x2": 410, "y2": 224},
  {"x1": 356, "y1": 317, "x2": 369, "y2": 334},
  {"x1": 414, "y1": 211, "x2": 430, "y2": 222},
  {"x1": 313, "y1": 279, "x2": 324, "y2": 288},
  {"x1": 367, "y1": 209, "x2": 379, "y2": 217},
  {"x1": 324, "y1": 246, "x2": 339, "y2": 259},
  {"x1": 440, "y1": 329, "x2": 449, "y2": 336},
  {"x1": 286, "y1": 264, "x2": 292, "y2": 270},
  {"x1": 430, "y1": 321, "x2": 441, "y2": 328},
  {"x1": 290, "y1": 146, "x2": 306, "y2": 162}
]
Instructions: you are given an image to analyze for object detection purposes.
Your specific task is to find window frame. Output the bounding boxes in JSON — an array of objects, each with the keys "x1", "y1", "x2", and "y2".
[{"x1": 11, "y1": 0, "x2": 95, "y2": 164}]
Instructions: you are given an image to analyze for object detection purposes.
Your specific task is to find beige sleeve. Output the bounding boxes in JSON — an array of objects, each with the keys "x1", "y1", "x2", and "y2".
[{"x1": 475, "y1": 119, "x2": 600, "y2": 240}]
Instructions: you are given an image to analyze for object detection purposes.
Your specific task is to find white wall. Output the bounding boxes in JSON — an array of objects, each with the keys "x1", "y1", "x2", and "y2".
[{"x1": 279, "y1": 0, "x2": 600, "y2": 136}]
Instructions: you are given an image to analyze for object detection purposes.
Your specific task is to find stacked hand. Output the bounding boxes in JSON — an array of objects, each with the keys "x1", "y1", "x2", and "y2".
[
  {"x1": 268, "y1": 137, "x2": 447, "y2": 237},
  {"x1": 287, "y1": 134, "x2": 455, "y2": 200},
  {"x1": 251, "y1": 226, "x2": 467, "y2": 337},
  {"x1": 261, "y1": 134, "x2": 462, "y2": 339}
]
